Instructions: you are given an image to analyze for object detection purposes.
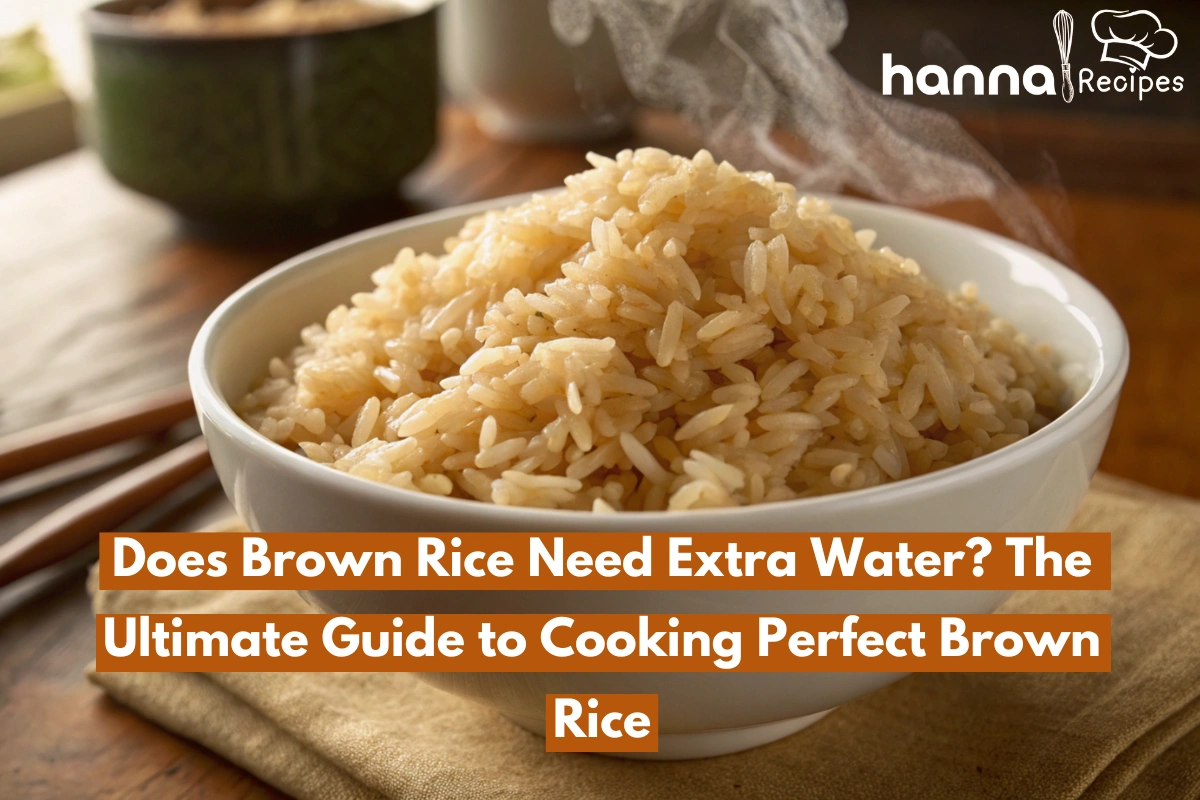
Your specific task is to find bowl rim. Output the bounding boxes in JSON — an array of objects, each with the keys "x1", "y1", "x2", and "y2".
[
  {"x1": 85, "y1": 0, "x2": 436, "y2": 42},
  {"x1": 189, "y1": 192, "x2": 1130, "y2": 526}
]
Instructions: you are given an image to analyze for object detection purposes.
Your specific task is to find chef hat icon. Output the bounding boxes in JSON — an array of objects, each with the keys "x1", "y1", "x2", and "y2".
[{"x1": 1091, "y1": 9, "x2": 1178, "y2": 70}]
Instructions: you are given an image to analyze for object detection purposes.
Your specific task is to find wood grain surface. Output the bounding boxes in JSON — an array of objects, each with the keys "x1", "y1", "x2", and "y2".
[{"x1": 0, "y1": 107, "x2": 1197, "y2": 798}]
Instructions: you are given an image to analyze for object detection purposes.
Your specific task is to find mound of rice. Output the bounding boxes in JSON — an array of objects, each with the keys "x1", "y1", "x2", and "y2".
[{"x1": 238, "y1": 148, "x2": 1066, "y2": 512}]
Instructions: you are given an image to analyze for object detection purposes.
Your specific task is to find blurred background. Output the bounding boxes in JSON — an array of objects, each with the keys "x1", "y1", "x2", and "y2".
[{"x1": 3, "y1": 0, "x2": 1195, "y2": 187}]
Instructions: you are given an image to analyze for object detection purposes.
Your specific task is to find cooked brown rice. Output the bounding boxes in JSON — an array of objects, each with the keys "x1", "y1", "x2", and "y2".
[
  {"x1": 137, "y1": 0, "x2": 402, "y2": 35},
  {"x1": 238, "y1": 148, "x2": 1067, "y2": 512}
]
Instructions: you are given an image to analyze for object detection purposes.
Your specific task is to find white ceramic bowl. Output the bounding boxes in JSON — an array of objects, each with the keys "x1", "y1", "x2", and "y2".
[
  {"x1": 189, "y1": 194, "x2": 1127, "y2": 759},
  {"x1": 440, "y1": 0, "x2": 633, "y2": 142}
]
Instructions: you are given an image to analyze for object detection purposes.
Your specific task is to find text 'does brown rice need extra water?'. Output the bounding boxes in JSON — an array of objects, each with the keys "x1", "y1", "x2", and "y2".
[{"x1": 98, "y1": 532, "x2": 1110, "y2": 591}]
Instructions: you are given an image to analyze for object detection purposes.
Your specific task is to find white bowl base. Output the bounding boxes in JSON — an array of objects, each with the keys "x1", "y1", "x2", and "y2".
[{"x1": 503, "y1": 708, "x2": 834, "y2": 761}]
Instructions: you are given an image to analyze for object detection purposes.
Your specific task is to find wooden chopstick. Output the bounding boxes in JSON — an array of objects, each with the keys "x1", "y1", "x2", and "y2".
[
  {"x1": 0, "y1": 384, "x2": 195, "y2": 483},
  {"x1": 0, "y1": 437, "x2": 212, "y2": 590}
]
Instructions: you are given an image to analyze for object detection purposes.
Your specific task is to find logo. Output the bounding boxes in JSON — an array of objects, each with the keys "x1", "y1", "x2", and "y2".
[
  {"x1": 1077, "y1": 9, "x2": 1182, "y2": 99},
  {"x1": 881, "y1": 6, "x2": 1183, "y2": 103},
  {"x1": 1092, "y1": 9, "x2": 1178, "y2": 70}
]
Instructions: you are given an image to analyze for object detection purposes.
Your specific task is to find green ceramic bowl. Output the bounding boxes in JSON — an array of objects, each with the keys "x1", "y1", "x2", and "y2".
[{"x1": 85, "y1": 0, "x2": 438, "y2": 232}]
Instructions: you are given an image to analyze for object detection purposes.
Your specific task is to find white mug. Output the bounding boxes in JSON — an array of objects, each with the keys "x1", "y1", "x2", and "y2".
[{"x1": 439, "y1": 0, "x2": 633, "y2": 142}]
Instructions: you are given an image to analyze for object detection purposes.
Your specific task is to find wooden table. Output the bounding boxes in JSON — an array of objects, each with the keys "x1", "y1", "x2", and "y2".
[{"x1": 1, "y1": 107, "x2": 1197, "y2": 798}]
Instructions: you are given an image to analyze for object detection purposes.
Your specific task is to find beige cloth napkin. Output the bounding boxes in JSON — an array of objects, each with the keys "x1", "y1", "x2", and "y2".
[{"x1": 88, "y1": 475, "x2": 1200, "y2": 800}]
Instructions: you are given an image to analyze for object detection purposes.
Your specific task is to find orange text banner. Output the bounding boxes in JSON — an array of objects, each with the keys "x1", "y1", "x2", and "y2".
[
  {"x1": 95, "y1": 613, "x2": 1111, "y2": 673},
  {"x1": 545, "y1": 694, "x2": 659, "y2": 753},
  {"x1": 98, "y1": 531, "x2": 1110, "y2": 591}
]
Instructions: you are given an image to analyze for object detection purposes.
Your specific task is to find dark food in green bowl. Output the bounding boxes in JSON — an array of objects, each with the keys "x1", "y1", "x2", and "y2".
[{"x1": 86, "y1": 0, "x2": 438, "y2": 233}]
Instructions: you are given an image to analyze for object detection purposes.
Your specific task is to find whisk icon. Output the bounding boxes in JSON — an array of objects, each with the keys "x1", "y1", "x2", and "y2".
[{"x1": 1054, "y1": 10, "x2": 1075, "y2": 103}]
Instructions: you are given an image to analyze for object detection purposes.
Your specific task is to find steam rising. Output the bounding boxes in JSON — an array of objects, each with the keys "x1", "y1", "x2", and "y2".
[{"x1": 549, "y1": 0, "x2": 1069, "y2": 262}]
